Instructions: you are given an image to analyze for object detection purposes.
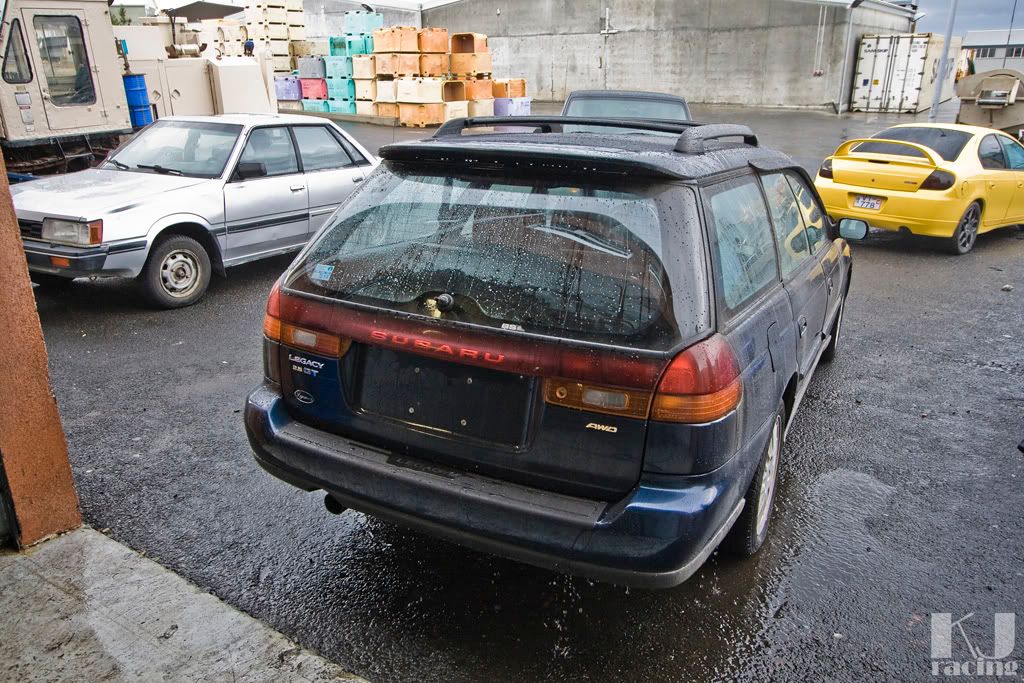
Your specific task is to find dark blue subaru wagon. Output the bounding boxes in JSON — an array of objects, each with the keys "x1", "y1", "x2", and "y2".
[{"x1": 245, "y1": 117, "x2": 867, "y2": 588}]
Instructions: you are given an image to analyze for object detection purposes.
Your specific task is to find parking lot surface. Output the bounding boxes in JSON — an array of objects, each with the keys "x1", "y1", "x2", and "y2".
[{"x1": 37, "y1": 106, "x2": 1024, "y2": 682}]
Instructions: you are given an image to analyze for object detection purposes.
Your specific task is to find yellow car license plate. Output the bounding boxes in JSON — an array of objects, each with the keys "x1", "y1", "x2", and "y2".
[{"x1": 853, "y1": 194, "x2": 883, "y2": 210}]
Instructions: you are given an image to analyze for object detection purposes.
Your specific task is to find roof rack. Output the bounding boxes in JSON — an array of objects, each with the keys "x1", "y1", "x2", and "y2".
[{"x1": 431, "y1": 116, "x2": 758, "y2": 155}]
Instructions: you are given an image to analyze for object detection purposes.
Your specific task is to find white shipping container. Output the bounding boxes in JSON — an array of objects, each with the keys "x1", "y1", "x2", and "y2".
[{"x1": 851, "y1": 33, "x2": 961, "y2": 113}]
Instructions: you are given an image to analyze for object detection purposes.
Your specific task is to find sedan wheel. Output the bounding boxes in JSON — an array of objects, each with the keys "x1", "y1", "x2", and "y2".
[
  {"x1": 949, "y1": 203, "x2": 980, "y2": 255},
  {"x1": 140, "y1": 235, "x2": 212, "y2": 309}
]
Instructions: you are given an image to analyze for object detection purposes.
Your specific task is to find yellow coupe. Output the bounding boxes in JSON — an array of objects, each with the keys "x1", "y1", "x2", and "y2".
[{"x1": 815, "y1": 123, "x2": 1024, "y2": 254}]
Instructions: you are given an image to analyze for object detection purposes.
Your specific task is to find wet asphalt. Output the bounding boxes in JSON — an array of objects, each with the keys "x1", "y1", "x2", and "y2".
[{"x1": 35, "y1": 104, "x2": 1024, "y2": 682}]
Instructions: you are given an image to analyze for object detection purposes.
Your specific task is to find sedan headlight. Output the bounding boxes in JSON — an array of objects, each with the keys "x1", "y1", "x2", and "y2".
[{"x1": 41, "y1": 218, "x2": 103, "y2": 246}]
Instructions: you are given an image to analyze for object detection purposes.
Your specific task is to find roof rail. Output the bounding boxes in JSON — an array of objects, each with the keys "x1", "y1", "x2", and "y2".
[
  {"x1": 675, "y1": 124, "x2": 758, "y2": 154},
  {"x1": 433, "y1": 116, "x2": 699, "y2": 139}
]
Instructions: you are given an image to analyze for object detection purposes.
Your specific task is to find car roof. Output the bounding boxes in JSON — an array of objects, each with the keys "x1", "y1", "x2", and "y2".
[
  {"x1": 160, "y1": 113, "x2": 332, "y2": 128},
  {"x1": 380, "y1": 118, "x2": 798, "y2": 182},
  {"x1": 566, "y1": 89, "x2": 688, "y2": 103}
]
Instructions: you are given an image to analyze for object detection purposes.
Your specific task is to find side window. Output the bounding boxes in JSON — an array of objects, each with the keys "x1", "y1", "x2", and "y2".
[
  {"x1": 998, "y1": 135, "x2": 1024, "y2": 170},
  {"x1": 32, "y1": 16, "x2": 95, "y2": 105},
  {"x1": 292, "y1": 126, "x2": 355, "y2": 172},
  {"x1": 979, "y1": 135, "x2": 1007, "y2": 170},
  {"x1": 761, "y1": 172, "x2": 813, "y2": 276},
  {"x1": 238, "y1": 127, "x2": 298, "y2": 177},
  {"x1": 705, "y1": 177, "x2": 779, "y2": 314},
  {"x1": 786, "y1": 173, "x2": 831, "y2": 254},
  {"x1": 333, "y1": 130, "x2": 369, "y2": 166},
  {"x1": 3, "y1": 20, "x2": 32, "y2": 84}
]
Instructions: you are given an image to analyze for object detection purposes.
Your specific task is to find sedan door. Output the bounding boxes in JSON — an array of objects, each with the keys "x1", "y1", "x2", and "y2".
[
  {"x1": 786, "y1": 173, "x2": 845, "y2": 335},
  {"x1": 223, "y1": 126, "x2": 309, "y2": 264},
  {"x1": 998, "y1": 135, "x2": 1024, "y2": 224},
  {"x1": 290, "y1": 125, "x2": 369, "y2": 234},
  {"x1": 976, "y1": 134, "x2": 1015, "y2": 228}
]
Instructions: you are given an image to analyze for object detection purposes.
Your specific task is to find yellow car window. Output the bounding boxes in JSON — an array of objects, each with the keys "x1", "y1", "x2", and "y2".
[
  {"x1": 761, "y1": 173, "x2": 812, "y2": 277},
  {"x1": 786, "y1": 175, "x2": 830, "y2": 254}
]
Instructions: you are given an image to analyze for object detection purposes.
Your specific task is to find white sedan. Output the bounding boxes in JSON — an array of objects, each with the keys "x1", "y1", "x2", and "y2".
[{"x1": 13, "y1": 114, "x2": 378, "y2": 307}]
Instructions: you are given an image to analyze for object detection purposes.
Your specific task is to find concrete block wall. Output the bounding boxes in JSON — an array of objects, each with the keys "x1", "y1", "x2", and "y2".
[{"x1": 422, "y1": 0, "x2": 912, "y2": 108}]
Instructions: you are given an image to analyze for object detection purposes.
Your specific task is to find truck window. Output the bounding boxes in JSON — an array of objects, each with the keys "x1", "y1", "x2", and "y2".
[
  {"x1": 3, "y1": 19, "x2": 32, "y2": 84},
  {"x1": 32, "y1": 16, "x2": 95, "y2": 105}
]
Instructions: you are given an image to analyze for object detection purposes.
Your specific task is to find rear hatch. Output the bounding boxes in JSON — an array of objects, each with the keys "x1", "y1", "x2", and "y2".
[
  {"x1": 830, "y1": 126, "x2": 971, "y2": 192},
  {"x1": 273, "y1": 157, "x2": 708, "y2": 500}
]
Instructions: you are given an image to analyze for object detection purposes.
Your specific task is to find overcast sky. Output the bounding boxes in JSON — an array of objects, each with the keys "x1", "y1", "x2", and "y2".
[{"x1": 916, "y1": 0, "x2": 1024, "y2": 36}]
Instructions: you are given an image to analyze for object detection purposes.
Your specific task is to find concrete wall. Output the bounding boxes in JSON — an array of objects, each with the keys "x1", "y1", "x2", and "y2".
[
  {"x1": 303, "y1": 0, "x2": 421, "y2": 38},
  {"x1": 422, "y1": 0, "x2": 912, "y2": 108}
]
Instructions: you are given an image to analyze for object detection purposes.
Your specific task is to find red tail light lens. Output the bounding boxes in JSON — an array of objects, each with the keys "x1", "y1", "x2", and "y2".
[
  {"x1": 263, "y1": 279, "x2": 351, "y2": 357},
  {"x1": 818, "y1": 157, "x2": 834, "y2": 179},
  {"x1": 920, "y1": 169, "x2": 955, "y2": 191},
  {"x1": 651, "y1": 334, "x2": 742, "y2": 423}
]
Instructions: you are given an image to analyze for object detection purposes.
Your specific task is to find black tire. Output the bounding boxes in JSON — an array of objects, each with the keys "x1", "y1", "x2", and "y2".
[
  {"x1": 723, "y1": 406, "x2": 784, "y2": 558},
  {"x1": 821, "y1": 294, "x2": 845, "y2": 363},
  {"x1": 139, "y1": 235, "x2": 211, "y2": 309},
  {"x1": 30, "y1": 273, "x2": 74, "y2": 289},
  {"x1": 948, "y1": 202, "x2": 981, "y2": 255}
]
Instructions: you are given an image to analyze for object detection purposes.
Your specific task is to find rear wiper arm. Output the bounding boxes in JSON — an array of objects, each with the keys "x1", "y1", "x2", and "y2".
[{"x1": 137, "y1": 163, "x2": 183, "y2": 176}]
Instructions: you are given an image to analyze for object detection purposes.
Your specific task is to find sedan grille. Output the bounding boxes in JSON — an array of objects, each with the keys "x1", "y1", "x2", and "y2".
[{"x1": 18, "y1": 220, "x2": 42, "y2": 239}]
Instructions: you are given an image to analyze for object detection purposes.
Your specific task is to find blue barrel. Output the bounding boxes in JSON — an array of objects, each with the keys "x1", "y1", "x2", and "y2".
[{"x1": 122, "y1": 73, "x2": 153, "y2": 128}]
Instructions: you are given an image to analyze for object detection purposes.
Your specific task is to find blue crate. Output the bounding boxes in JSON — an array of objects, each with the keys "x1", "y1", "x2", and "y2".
[
  {"x1": 327, "y1": 99, "x2": 356, "y2": 115},
  {"x1": 326, "y1": 77, "x2": 355, "y2": 101},
  {"x1": 341, "y1": 10, "x2": 383, "y2": 35},
  {"x1": 329, "y1": 36, "x2": 347, "y2": 56},
  {"x1": 323, "y1": 55, "x2": 353, "y2": 79},
  {"x1": 301, "y1": 99, "x2": 329, "y2": 113}
]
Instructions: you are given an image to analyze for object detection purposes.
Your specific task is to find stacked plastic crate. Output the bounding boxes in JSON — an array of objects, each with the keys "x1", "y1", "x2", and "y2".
[
  {"x1": 493, "y1": 78, "x2": 530, "y2": 116},
  {"x1": 372, "y1": 26, "x2": 417, "y2": 119},
  {"x1": 274, "y1": 73, "x2": 302, "y2": 111},
  {"x1": 297, "y1": 56, "x2": 329, "y2": 112},
  {"x1": 324, "y1": 10, "x2": 382, "y2": 114},
  {"x1": 246, "y1": 0, "x2": 290, "y2": 75},
  {"x1": 377, "y1": 27, "x2": 472, "y2": 126},
  {"x1": 449, "y1": 32, "x2": 496, "y2": 118}
]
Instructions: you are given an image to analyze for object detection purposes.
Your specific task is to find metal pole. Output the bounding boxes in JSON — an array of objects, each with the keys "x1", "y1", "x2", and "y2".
[
  {"x1": 1003, "y1": 0, "x2": 1020, "y2": 68},
  {"x1": 928, "y1": 0, "x2": 959, "y2": 122},
  {"x1": 837, "y1": 10, "x2": 856, "y2": 113}
]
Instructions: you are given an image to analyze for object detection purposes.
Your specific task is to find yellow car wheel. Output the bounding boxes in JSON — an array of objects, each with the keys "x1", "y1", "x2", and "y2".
[{"x1": 949, "y1": 202, "x2": 981, "y2": 255}]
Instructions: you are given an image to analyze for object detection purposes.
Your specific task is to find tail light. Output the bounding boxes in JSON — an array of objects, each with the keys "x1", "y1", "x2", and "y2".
[
  {"x1": 263, "y1": 279, "x2": 351, "y2": 357},
  {"x1": 919, "y1": 169, "x2": 955, "y2": 191},
  {"x1": 651, "y1": 334, "x2": 742, "y2": 423},
  {"x1": 818, "y1": 157, "x2": 833, "y2": 179}
]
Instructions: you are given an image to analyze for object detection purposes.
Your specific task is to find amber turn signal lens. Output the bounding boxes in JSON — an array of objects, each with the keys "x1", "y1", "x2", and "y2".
[
  {"x1": 49, "y1": 256, "x2": 72, "y2": 268},
  {"x1": 650, "y1": 377, "x2": 742, "y2": 423}
]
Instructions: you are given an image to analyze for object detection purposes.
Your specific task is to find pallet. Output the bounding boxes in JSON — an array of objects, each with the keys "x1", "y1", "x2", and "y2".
[{"x1": 451, "y1": 72, "x2": 493, "y2": 79}]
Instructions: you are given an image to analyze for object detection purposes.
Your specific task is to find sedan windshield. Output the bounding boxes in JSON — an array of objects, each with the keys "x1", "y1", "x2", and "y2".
[
  {"x1": 105, "y1": 120, "x2": 243, "y2": 178},
  {"x1": 855, "y1": 126, "x2": 972, "y2": 161}
]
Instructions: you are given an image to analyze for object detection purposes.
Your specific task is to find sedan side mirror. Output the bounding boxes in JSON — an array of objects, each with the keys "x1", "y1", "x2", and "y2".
[
  {"x1": 838, "y1": 218, "x2": 869, "y2": 241},
  {"x1": 235, "y1": 161, "x2": 267, "y2": 180}
]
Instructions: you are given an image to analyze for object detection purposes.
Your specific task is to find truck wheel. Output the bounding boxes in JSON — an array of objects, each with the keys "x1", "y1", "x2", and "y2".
[
  {"x1": 821, "y1": 295, "x2": 845, "y2": 363},
  {"x1": 724, "y1": 406, "x2": 783, "y2": 558},
  {"x1": 948, "y1": 202, "x2": 980, "y2": 255},
  {"x1": 139, "y1": 235, "x2": 211, "y2": 309}
]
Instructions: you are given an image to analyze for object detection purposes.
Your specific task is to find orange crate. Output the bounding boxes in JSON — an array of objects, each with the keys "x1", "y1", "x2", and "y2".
[
  {"x1": 375, "y1": 102, "x2": 399, "y2": 118},
  {"x1": 493, "y1": 78, "x2": 526, "y2": 98},
  {"x1": 458, "y1": 78, "x2": 493, "y2": 100},
  {"x1": 373, "y1": 26, "x2": 419, "y2": 53},
  {"x1": 450, "y1": 52, "x2": 492, "y2": 76},
  {"x1": 419, "y1": 53, "x2": 449, "y2": 77},
  {"x1": 399, "y1": 102, "x2": 445, "y2": 127},
  {"x1": 375, "y1": 52, "x2": 421, "y2": 76},
  {"x1": 451, "y1": 32, "x2": 487, "y2": 53},
  {"x1": 418, "y1": 28, "x2": 449, "y2": 53}
]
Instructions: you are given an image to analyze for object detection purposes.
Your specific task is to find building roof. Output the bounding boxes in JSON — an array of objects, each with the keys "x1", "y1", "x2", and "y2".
[{"x1": 963, "y1": 29, "x2": 1024, "y2": 48}]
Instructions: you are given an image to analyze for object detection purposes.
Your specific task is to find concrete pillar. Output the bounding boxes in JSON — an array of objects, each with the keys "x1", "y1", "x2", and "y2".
[{"x1": 0, "y1": 156, "x2": 81, "y2": 547}]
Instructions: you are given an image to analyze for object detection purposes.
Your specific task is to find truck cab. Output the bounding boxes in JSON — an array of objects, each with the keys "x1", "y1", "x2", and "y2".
[{"x1": 0, "y1": 0, "x2": 132, "y2": 173}]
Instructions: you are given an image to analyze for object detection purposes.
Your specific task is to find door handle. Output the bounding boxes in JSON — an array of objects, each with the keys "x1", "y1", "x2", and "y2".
[
  {"x1": 798, "y1": 316, "x2": 808, "y2": 338},
  {"x1": 826, "y1": 277, "x2": 834, "y2": 293},
  {"x1": 289, "y1": 184, "x2": 305, "y2": 192},
  {"x1": 988, "y1": 181, "x2": 997, "y2": 189},
  {"x1": 1017, "y1": 182, "x2": 1023, "y2": 188},
  {"x1": 352, "y1": 176, "x2": 363, "y2": 183}
]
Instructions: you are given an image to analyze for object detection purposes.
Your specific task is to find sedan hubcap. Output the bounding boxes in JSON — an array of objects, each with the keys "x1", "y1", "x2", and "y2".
[
  {"x1": 160, "y1": 250, "x2": 201, "y2": 298},
  {"x1": 958, "y1": 207, "x2": 979, "y2": 251},
  {"x1": 756, "y1": 415, "x2": 782, "y2": 537}
]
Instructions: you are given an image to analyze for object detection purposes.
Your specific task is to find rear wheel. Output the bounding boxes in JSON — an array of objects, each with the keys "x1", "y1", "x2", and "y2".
[
  {"x1": 723, "y1": 407, "x2": 783, "y2": 557},
  {"x1": 139, "y1": 235, "x2": 211, "y2": 309},
  {"x1": 948, "y1": 202, "x2": 980, "y2": 255}
]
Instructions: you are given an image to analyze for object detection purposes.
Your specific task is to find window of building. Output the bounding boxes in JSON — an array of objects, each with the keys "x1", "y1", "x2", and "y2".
[
  {"x1": 1010, "y1": 46, "x2": 1024, "y2": 59},
  {"x1": 32, "y1": 16, "x2": 95, "y2": 105},
  {"x1": 2, "y1": 19, "x2": 32, "y2": 84},
  {"x1": 975, "y1": 47, "x2": 999, "y2": 59}
]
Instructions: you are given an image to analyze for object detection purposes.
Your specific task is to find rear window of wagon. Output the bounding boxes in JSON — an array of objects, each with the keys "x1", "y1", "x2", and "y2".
[{"x1": 284, "y1": 163, "x2": 710, "y2": 350}]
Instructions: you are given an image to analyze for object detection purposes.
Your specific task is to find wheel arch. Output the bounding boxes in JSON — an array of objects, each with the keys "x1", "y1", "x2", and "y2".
[{"x1": 148, "y1": 218, "x2": 225, "y2": 277}]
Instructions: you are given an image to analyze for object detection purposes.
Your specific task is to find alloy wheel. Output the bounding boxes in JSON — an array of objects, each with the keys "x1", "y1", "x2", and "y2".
[{"x1": 755, "y1": 414, "x2": 783, "y2": 537}]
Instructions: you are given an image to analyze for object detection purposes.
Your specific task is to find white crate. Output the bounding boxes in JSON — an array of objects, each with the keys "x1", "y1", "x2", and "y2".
[
  {"x1": 356, "y1": 100, "x2": 375, "y2": 116},
  {"x1": 375, "y1": 78, "x2": 396, "y2": 103}
]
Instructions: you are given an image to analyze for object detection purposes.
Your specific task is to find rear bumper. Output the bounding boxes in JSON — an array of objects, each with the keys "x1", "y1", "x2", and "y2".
[
  {"x1": 244, "y1": 384, "x2": 756, "y2": 589},
  {"x1": 815, "y1": 177, "x2": 962, "y2": 237}
]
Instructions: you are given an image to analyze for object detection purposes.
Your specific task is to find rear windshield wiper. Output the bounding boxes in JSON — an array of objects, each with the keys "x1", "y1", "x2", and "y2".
[
  {"x1": 525, "y1": 222, "x2": 631, "y2": 259},
  {"x1": 137, "y1": 163, "x2": 183, "y2": 176},
  {"x1": 106, "y1": 158, "x2": 129, "y2": 170}
]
